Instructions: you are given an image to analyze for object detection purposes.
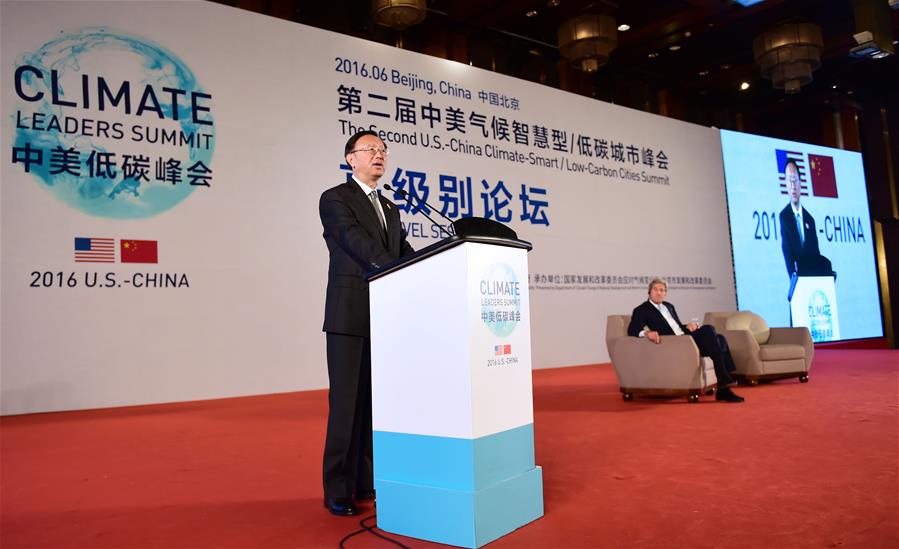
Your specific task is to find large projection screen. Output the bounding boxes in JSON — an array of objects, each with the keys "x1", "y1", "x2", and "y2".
[{"x1": 720, "y1": 129, "x2": 882, "y2": 342}]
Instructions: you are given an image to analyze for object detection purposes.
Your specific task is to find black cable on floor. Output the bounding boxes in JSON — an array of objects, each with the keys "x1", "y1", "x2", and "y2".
[{"x1": 339, "y1": 513, "x2": 412, "y2": 549}]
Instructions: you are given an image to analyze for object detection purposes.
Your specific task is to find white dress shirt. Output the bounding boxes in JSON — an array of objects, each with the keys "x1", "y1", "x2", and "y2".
[{"x1": 639, "y1": 300, "x2": 685, "y2": 337}]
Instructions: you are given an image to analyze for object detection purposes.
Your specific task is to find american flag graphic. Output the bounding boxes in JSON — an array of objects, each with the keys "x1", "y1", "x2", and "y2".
[
  {"x1": 494, "y1": 344, "x2": 512, "y2": 356},
  {"x1": 74, "y1": 237, "x2": 115, "y2": 263},
  {"x1": 775, "y1": 149, "x2": 808, "y2": 196}
]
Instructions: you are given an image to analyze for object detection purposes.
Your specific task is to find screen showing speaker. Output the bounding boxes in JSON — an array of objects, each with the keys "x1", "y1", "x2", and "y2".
[{"x1": 720, "y1": 129, "x2": 883, "y2": 342}]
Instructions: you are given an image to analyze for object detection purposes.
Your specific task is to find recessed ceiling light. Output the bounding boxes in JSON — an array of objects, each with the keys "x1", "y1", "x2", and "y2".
[
  {"x1": 720, "y1": 63, "x2": 731, "y2": 70},
  {"x1": 547, "y1": 0, "x2": 561, "y2": 6},
  {"x1": 618, "y1": 24, "x2": 630, "y2": 31},
  {"x1": 684, "y1": 31, "x2": 692, "y2": 38},
  {"x1": 699, "y1": 70, "x2": 710, "y2": 76},
  {"x1": 647, "y1": 52, "x2": 659, "y2": 58},
  {"x1": 525, "y1": 9, "x2": 538, "y2": 17},
  {"x1": 740, "y1": 81, "x2": 750, "y2": 91},
  {"x1": 832, "y1": 84, "x2": 838, "y2": 89},
  {"x1": 669, "y1": 44, "x2": 681, "y2": 51}
]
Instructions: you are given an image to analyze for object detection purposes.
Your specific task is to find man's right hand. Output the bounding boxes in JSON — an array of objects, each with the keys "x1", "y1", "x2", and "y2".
[{"x1": 646, "y1": 330, "x2": 661, "y2": 344}]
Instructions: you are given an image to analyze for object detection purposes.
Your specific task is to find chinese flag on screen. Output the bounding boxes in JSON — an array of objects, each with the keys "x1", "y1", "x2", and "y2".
[
  {"x1": 120, "y1": 239, "x2": 158, "y2": 263},
  {"x1": 808, "y1": 154, "x2": 838, "y2": 198}
]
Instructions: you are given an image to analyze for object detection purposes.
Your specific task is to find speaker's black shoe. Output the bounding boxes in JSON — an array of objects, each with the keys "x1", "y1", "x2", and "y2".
[
  {"x1": 716, "y1": 386, "x2": 745, "y2": 403},
  {"x1": 355, "y1": 490, "x2": 376, "y2": 501},
  {"x1": 324, "y1": 496, "x2": 359, "y2": 516}
]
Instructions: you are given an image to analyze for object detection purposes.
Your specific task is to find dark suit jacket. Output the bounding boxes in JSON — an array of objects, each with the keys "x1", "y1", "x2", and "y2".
[
  {"x1": 779, "y1": 204, "x2": 831, "y2": 276},
  {"x1": 320, "y1": 180, "x2": 414, "y2": 337},
  {"x1": 627, "y1": 300, "x2": 687, "y2": 337}
]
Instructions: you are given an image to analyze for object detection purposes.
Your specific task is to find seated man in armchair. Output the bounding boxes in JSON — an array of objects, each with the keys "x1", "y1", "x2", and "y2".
[{"x1": 628, "y1": 278, "x2": 744, "y2": 403}]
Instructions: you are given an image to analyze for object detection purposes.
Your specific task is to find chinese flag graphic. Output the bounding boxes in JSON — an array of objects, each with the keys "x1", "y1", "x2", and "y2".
[
  {"x1": 120, "y1": 239, "x2": 158, "y2": 263},
  {"x1": 808, "y1": 154, "x2": 838, "y2": 198}
]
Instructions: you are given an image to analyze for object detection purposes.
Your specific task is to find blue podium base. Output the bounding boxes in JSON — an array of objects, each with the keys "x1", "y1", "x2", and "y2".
[{"x1": 375, "y1": 466, "x2": 544, "y2": 548}]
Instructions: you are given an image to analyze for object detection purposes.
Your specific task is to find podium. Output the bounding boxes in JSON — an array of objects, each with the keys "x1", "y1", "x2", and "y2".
[
  {"x1": 367, "y1": 230, "x2": 544, "y2": 548},
  {"x1": 788, "y1": 274, "x2": 840, "y2": 342}
]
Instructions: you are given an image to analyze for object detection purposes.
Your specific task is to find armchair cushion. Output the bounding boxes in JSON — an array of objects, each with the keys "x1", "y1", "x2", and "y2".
[
  {"x1": 758, "y1": 344, "x2": 805, "y2": 361},
  {"x1": 724, "y1": 311, "x2": 770, "y2": 345}
]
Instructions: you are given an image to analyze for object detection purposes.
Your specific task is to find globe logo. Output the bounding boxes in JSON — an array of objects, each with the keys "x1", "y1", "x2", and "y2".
[
  {"x1": 807, "y1": 289, "x2": 833, "y2": 342},
  {"x1": 13, "y1": 28, "x2": 215, "y2": 219},
  {"x1": 479, "y1": 262, "x2": 522, "y2": 337}
]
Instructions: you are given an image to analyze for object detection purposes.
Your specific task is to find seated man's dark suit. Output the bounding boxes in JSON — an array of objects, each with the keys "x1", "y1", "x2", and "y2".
[
  {"x1": 779, "y1": 204, "x2": 832, "y2": 277},
  {"x1": 627, "y1": 300, "x2": 736, "y2": 386},
  {"x1": 319, "y1": 180, "x2": 414, "y2": 502}
]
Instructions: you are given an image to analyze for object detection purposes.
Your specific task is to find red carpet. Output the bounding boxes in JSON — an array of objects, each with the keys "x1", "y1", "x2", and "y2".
[{"x1": 2, "y1": 349, "x2": 897, "y2": 548}]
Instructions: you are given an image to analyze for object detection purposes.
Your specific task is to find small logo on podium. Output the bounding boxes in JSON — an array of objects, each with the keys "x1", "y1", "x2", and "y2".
[
  {"x1": 808, "y1": 289, "x2": 833, "y2": 342},
  {"x1": 479, "y1": 262, "x2": 522, "y2": 337}
]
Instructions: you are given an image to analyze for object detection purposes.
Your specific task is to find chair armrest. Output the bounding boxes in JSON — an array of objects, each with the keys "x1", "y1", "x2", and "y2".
[
  {"x1": 610, "y1": 336, "x2": 702, "y2": 389},
  {"x1": 721, "y1": 329, "x2": 761, "y2": 375},
  {"x1": 613, "y1": 335, "x2": 700, "y2": 363},
  {"x1": 768, "y1": 327, "x2": 814, "y2": 369}
]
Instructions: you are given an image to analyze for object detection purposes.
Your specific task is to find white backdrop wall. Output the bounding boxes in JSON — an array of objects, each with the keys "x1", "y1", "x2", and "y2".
[{"x1": 1, "y1": 0, "x2": 736, "y2": 415}]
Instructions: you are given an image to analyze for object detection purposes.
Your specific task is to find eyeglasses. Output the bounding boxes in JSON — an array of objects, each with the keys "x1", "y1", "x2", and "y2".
[{"x1": 350, "y1": 146, "x2": 389, "y2": 156}]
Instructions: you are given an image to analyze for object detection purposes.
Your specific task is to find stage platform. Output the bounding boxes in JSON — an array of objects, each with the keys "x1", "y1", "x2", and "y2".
[{"x1": 2, "y1": 349, "x2": 896, "y2": 548}]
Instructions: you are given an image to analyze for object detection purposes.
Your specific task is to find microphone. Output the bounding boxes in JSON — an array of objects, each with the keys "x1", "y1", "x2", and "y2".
[
  {"x1": 383, "y1": 183, "x2": 454, "y2": 238},
  {"x1": 787, "y1": 270, "x2": 798, "y2": 302},
  {"x1": 384, "y1": 183, "x2": 455, "y2": 226}
]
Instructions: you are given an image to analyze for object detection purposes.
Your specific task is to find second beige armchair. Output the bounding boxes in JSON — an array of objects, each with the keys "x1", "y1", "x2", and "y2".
[{"x1": 704, "y1": 310, "x2": 813, "y2": 385}]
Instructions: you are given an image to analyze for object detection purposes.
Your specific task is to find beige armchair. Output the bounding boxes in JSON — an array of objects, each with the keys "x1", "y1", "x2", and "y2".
[
  {"x1": 606, "y1": 315, "x2": 717, "y2": 403},
  {"x1": 703, "y1": 311, "x2": 813, "y2": 385}
]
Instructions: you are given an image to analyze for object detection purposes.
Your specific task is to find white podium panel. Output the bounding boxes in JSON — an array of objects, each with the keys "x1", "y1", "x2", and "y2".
[
  {"x1": 369, "y1": 240, "x2": 543, "y2": 548},
  {"x1": 790, "y1": 275, "x2": 840, "y2": 342},
  {"x1": 371, "y1": 243, "x2": 533, "y2": 439}
]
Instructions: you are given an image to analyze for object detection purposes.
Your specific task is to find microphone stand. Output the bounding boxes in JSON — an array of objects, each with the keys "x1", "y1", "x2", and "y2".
[{"x1": 383, "y1": 183, "x2": 454, "y2": 238}]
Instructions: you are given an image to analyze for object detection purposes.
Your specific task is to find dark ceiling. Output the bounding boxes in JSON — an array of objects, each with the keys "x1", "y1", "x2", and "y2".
[{"x1": 215, "y1": 0, "x2": 899, "y2": 137}]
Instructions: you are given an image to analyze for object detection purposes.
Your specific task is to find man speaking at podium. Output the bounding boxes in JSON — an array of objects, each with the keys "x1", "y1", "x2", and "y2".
[
  {"x1": 319, "y1": 130, "x2": 414, "y2": 516},
  {"x1": 779, "y1": 159, "x2": 832, "y2": 278}
]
